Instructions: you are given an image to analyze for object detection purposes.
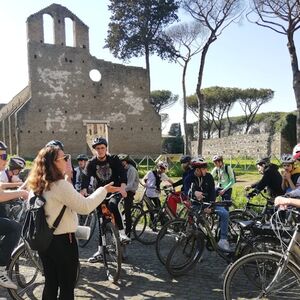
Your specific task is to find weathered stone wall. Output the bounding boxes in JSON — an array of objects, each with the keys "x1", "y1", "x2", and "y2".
[
  {"x1": 191, "y1": 132, "x2": 282, "y2": 158},
  {"x1": 0, "y1": 4, "x2": 161, "y2": 158}
]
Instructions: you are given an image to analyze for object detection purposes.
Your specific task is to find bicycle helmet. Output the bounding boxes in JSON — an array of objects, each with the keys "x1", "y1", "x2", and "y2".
[
  {"x1": 76, "y1": 154, "x2": 88, "y2": 161},
  {"x1": 280, "y1": 153, "x2": 295, "y2": 164},
  {"x1": 157, "y1": 160, "x2": 168, "y2": 170},
  {"x1": 118, "y1": 153, "x2": 130, "y2": 162},
  {"x1": 45, "y1": 140, "x2": 64, "y2": 150},
  {"x1": 256, "y1": 156, "x2": 270, "y2": 166},
  {"x1": 212, "y1": 154, "x2": 223, "y2": 162},
  {"x1": 180, "y1": 155, "x2": 192, "y2": 164},
  {"x1": 293, "y1": 143, "x2": 300, "y2": 160},
  {"x1": 8, "y1": 157, "x2": 26, "y2": 170},
  {"x1": 0, "y1": 141, "x2": 7, "y2": 150},
  {"x1": 191, "y1": 156, "x2": 208, "y2": 168},
  {"x1": 92, "y1": 137, "x2": 108, "y2": 148}
]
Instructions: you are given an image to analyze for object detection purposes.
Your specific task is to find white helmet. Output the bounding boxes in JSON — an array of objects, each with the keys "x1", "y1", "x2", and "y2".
[
  {"x1": 281, "y1": 153, "x2": 295, "y2": 164},
  {"x1": 212, "y1": 154, "x2": 223, "y2": 162},
  {"x1": 157, "y1": 160, "x2": 168, "y2": 170},
  {"x1": 191, "y1": 156, "x2": 208, "y2": 168}
]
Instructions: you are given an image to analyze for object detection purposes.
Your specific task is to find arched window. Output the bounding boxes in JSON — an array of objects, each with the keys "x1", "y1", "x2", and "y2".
[
  {"x1": 43, "y1": 14, "x2": 54, "y2": 44},
  {"x1": 65, "y1": 17, "x2": 74, "y2": 47}
]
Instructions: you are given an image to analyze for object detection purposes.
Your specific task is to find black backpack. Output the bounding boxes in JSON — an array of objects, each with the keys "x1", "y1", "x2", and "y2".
[{"x1": 22, "y1": 194, "x2": 66, "y2": 252}]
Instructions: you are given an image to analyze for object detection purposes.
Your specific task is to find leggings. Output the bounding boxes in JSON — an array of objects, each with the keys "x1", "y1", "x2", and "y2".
[
  {"x1": 124, "y1": 191, "x2": 135, "y2": 236},
  {"x1": 38, "y1": 233, "x2": 78, "y2": 300},
  {"x1": 0, "y1": 217, "x2": 21, "y2": 267}
]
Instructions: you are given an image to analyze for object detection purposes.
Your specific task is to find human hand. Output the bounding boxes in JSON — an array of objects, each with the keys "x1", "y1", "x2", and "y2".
[
  {"x1": 104, "y1": 182, "x2": 122, "y2": 194},
  {"x1": 274, "y1": 196, "x2": 289, "y2": 208},
  {"x1": 80, "y1": 189, "x2": 88, "y2": 197},
  {"x1": 19, "y1": 190, "x2": 29, "y2": 200},
  {"x1": 195, "y1": 191, "x2": 204, "y2": 201}
]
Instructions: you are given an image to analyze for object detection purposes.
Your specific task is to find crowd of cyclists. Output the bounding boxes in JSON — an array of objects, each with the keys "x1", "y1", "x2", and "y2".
[{"x1": 1, "y1": 136, "x2": 300, "y2": 298}]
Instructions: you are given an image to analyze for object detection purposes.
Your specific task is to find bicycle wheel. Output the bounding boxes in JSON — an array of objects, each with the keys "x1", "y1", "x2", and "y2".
[
  {"x1": 132, "y1": 209, "x2": 165, "y2": 245},
  {"x1": 166, "y1": 231, "x2": 205, "y2": 277},
  {"x1": 78, "y1": 210, "x2": 97, "y2": 248},
  {"x1": 223, "y1": 252, "x2": 300, "y2": 299},
  {"x1": 156, "y1": 218, "x2": 187, "y2": 265},
  {"x1": 103, "y1": 222, "x2": 122, "y2": 283},
  {"x1": 7, "y1": 243, "x2": 44, "y2": 300}
]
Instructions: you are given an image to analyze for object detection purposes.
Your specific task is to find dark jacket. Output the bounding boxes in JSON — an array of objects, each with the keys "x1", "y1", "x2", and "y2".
[
  {"x1": 172, "y1": 168, "x2": 193, "y2": 192},
  {"x1": 81, "y1": 154, "x2": 127, "y2": 189},
  {"x1": 184, "y1": 171, "x2": 216, "y2": 203},
  {"x1": 251, "y1": 163, "x2": 283, "y2": 197}
]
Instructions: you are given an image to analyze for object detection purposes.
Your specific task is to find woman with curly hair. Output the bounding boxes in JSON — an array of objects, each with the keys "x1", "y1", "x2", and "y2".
[{"x1": 27, "y1": 145, "x2": 120, "y2": 300}]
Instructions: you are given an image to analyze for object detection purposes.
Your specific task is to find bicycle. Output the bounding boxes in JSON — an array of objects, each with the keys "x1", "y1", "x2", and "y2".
[
  {"x1": 94, "y1": 193, "x2": 122, "y2": 283},
  {"x1": 164, "y1": 199, "x2": 284, "y2": 277},
  {"x1": 223, "y1": 208, "x2": 300, "y2": 299},
  {"x1": 132, "y1": 186, "x2": 182, "y2": 245}
]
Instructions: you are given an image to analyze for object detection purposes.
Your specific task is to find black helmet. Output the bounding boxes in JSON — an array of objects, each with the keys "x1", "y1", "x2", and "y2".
[
  {"x1": 92, "y1": 137, "x2": 108, "y2": 149},
  {"x1": 8, "y1": 157, "x2": 26, "y2": 170},
  {"x1": 118, "y1": 153, "x2": 130, "y2": 162},
  {"x1": 46, "y1": 140, "x2": 64, "y2": 150},
  {"x1": 180, "y1": 155, "x2": 192, "y2": 164},
  {"x1": 0, "y1": 141, "x2": 7, "y2": 150},
  {"x1": 256, "y1": 156, "x2": 270, "y2": 166},
  {"x1": 76, "y1": 154, "x2": 88, "y2": 161}
]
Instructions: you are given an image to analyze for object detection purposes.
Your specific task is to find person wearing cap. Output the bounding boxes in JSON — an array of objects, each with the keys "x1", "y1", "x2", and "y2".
[
  {"x1": 184, "y1": 156, "x2": 230, "y2": 251},
  {"x1": 246, "y1": 156, "x2": 283, "y2": 198},
  {"x1": 74, "y1": 154, "x2": 89, "y2": 192},
  {"x1": 118, "y1": 154, "x2": 139, "y2": 237},
  {"x1": 80, "y1": 137, "x2": 130, "y2": 263},
  {"x1": 211, "y1": 155, "x2": 235, "y2": 203},
  {"x1": 166, "y1": 155, "x2": 192, "y2": 216},
  {"x1": 143, "y1": 160, "x2": 174, "y2": 212},
  {"x1": 0, "y1": 141, "x2": 29, "y2": 290}
]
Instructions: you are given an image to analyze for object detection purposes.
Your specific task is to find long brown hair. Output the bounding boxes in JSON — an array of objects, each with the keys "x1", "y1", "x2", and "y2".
[{"x1": 27, "y1": 146, "x2": 64, "y2": 195}]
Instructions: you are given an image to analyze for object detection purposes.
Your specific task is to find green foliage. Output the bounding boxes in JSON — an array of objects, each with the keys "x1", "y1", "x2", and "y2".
[
  {"x1": 168, "y1": 122, "x2": 182, "y2": 136},
  {"x1": 281, "y1": 112, "x2": 297, "y2": 148},
  {"x1": 150, "y1": 90, "x2": 178, "y2": 113},
  {"x1": 162, "y1": 136, "x2": 184, "y2": 153},
  {"x1": 105, "y1": 0, "x2": 180, "y2": 62}
]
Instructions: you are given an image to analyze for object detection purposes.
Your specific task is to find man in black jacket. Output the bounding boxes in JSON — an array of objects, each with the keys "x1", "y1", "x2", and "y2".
[
  {"x1": 80, "y1": 137, "x2": 129, "y2": 262},
  {"x1": 247, "y1": 157, "x2": 283, "y2": 198}
]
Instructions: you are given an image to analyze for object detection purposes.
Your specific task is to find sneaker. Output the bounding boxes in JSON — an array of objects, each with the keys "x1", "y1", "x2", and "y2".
[
  {"x1": 119, "y1": 232, "x2": 131, "y2": 244},
  {"x1": 0, "y1": 270, "x2": 17, "y2": 289},
  {"x1": 87, "y1": 251, "x2": 103, "y2": 263},
  {"x1": 218, "y1": 239, "x2": 230, "y2": 251}
]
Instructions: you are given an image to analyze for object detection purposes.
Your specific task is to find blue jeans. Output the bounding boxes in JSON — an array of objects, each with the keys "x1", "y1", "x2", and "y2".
[
  {"x1": 214, "y1": 207, "x2": 229, "y2": 240},
  {"x1": 0, "y1": 217, "x2": 21, "y2": 267}
]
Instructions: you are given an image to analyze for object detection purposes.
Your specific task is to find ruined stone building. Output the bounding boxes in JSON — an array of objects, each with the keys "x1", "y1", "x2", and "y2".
[{"x1": 0, "y1": 4, "x2": 161, "y2": 158}]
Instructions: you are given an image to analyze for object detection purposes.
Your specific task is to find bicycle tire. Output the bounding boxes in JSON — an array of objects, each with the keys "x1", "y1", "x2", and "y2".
[
  {"x1": 166, "y1": 231, "x2": 205, "y2": 277},
  {"x1": 132, "y1": 209, "x2": 165, "y2": 245},
  {"x1": 7, "y1": 243, "x2": 44, "y2": 300},
  {"x1": 103, "y1": 222, "x2": 122, "y2": 283},
  {"x1": 155, "y1": 218, "x2": 187, "y2": 265},
  {"x1": 223, "y1": 251, "x2": 300, "y2": 299},
  {"x1": 78, "y1": 210, "x2": 97, "y2": 248}
]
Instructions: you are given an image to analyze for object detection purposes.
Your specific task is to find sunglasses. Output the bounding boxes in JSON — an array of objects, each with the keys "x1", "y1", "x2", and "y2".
[
  {"x1": 56, "y1": 154, "x2": 71, "y2": 162},
  {"x1": 0, "y1": 153, "x2": 8, "y2": 161}
]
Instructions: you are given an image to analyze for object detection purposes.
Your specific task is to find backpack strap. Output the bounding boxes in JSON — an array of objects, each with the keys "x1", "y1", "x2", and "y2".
[
  {"x1": 35, "y1": 193, "x2": 66, "y2": 232},
  {"x1": 51, "y1": 205, "x2": 67, "y2": 231}
]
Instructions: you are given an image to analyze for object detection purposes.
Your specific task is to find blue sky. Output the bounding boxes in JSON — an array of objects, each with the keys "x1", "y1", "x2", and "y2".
[{"x1": 0, "y1": 0, "x2": 299, "y2": 133}]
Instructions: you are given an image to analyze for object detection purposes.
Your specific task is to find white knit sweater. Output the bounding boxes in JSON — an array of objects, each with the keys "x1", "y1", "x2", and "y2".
[{"x1": 43, "y1": 179, "x2": 107, "y2": 235}]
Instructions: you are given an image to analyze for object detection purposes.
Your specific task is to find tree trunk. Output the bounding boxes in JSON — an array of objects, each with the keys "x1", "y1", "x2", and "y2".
[
  {"x1": 287, "y1": 32, "x2": 300, "y2": 141},
  {"x1": 182, "y1": 60, "x2": 189, "y2": 154},
  {"x1": 145, "y1": 45, "x2": 151, "y2": 91},
  {"x1": 196, "y1": 44, "x2": 209, "y2": 155}
]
